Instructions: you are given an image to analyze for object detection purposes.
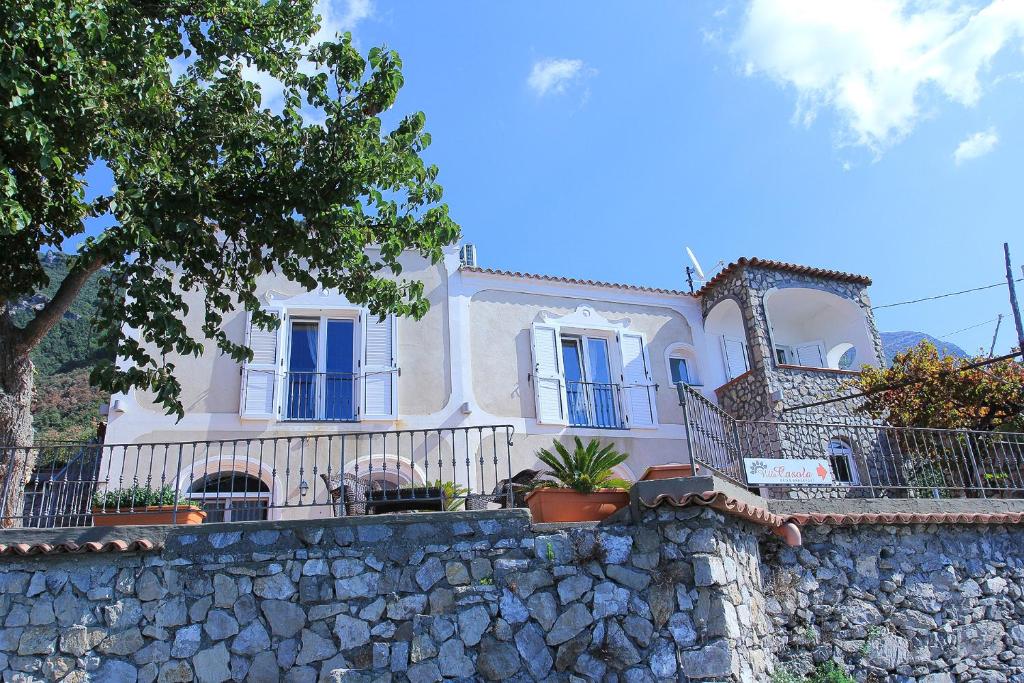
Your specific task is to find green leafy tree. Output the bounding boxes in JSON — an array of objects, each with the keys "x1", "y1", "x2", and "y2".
[
  {"x1": 0, "y1": 1, "x2": 458, "y2": 516},
  {"x1": 854, "y1": 341, "x2": 1024, "y2": 431},
  {"x1": 854, "y1": 341, "x2": 1024, "y2": 494},
  {"x1": 534, "y1": 437, "x2": 631, "y2": 493}
]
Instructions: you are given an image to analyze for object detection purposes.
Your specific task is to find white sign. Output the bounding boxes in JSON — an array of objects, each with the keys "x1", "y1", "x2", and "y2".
[{"x1": 744, "y1": 458, "x2": 835, "y2": 485}]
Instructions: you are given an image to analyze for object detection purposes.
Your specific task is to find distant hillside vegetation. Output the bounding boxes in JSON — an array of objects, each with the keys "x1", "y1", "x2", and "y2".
[
  {"x1": 11, "y1": 253, "x2": 114, "y2": 442},
  {"x1": 880, "y1": 331, "x2": 969, "y2": 366}
]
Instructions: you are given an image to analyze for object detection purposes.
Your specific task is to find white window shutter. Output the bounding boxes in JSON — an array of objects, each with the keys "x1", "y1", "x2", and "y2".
[
  {"x1": 240, "y1": 310, "x2": 282, "y2": 419},
  {"x1": 530, "y1": 323, "x2": 567, "y2": 425},
  {"x1": 721, "y1": 336, "x2": 750, "y2": 380},
  {"x1": 618, "y1": 331, "x2": 658, "y2": 428},
  {"x1": 795, "y1": 342, "x2": 826, "y2": 368},
  {"x1": 362, "y1": 313, "x2": 397, "y2": 420}
]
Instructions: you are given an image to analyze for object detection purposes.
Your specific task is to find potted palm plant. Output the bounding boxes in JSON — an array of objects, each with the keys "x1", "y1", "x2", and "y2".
[
  {"x1": 524, "y1": 438, "x2": 632, "y2": 523},
  {"x1": 92, "y1": 485, "x2": 206, "y2": 526}
]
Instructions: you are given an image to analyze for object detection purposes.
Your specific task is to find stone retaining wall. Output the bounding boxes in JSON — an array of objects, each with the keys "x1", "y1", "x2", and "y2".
[
  {"x1": 1, "y1": 507, "x2": 1022, "y2": 682},
  {"x1": 0, "y1": 507, "x2": 771, "y2": 683},
  {"x1": 764, "y1": 522, "x2": 1024, "y2": 682}
]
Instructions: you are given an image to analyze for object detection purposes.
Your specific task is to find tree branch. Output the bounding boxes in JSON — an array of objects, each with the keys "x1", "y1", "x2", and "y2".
[{"x1": 13, "y1": 256, "x2": 106, "y2": 356}]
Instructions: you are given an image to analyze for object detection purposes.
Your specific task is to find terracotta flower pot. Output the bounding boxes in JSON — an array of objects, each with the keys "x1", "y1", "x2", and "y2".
[
  {"x1": 92, "y1": 505, "x2": 207, "y2": 527},
  {"x1": 640, "y1": 463, "x2": 700, "y2": 481},
  {"x1": 524, "y1": 488, "x2": 629, "y2": 523}
]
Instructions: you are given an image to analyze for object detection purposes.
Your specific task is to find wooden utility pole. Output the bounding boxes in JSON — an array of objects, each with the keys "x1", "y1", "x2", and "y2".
[
  {"x1": 989, "y1": 314, "x2": 1003, "y2": 357},
  {"x1": 1006, "y1": 243, "x2": 1024, "y2": 353}
]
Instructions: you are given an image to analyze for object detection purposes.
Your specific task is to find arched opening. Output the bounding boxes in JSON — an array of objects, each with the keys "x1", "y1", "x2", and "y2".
[
  {"x1": 827, "y1": 436, "x2": 858, "y2": 485},
  {"x1": 764, "y1": 288, "x2": 877, "y2": 371},
  {"x1": 665, "y1": 343, "x2": 701, "y2": 387},
  {"x1": 704, "y1": 298, "x2": 749, "y2": 381},
  {"x1": 188, "y1": 471, "x2": 271, "y2": 522}
]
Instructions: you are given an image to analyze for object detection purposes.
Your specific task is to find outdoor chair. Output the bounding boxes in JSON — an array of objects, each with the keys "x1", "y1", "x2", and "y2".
[
  {"x1": 320, "y1": 473, "x2": 383, "y2": 516},
  {"x1": 465, "y1": 468, "x2": 541, "y2": 510}
]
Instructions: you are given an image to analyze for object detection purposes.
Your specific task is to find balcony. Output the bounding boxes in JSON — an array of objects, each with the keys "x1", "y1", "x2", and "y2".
[
  {"x1": 566, "y1": 381, "x2": 624, "y2": 429},
  {"x1": 283, "y1": 371, "x2": 357, "y2": 422}
]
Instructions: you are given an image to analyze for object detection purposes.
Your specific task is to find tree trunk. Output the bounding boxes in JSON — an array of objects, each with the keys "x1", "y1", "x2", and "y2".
[{"x1": 0, "y1": 323, "x2": 35, "y2": 527}]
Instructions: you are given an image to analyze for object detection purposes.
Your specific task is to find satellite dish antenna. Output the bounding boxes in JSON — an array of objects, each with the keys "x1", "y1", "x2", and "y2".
[{"x1": 686, "y1": 247, "x2": 706, "y2": 281}]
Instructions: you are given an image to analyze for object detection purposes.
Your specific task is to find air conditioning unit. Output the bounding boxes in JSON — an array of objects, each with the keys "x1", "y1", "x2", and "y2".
[{"x1": 459, "y1": 243, "x2": 478, "y2": 268}]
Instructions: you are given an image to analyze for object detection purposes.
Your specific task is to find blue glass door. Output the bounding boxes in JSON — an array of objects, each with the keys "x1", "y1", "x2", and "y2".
[
  {"x1": 287, "y1": 321, "x2": 318, "y2": 419},
  {"x1": 585, "y1": 338, "x2": 617, "y2": 427},
  {"x1": 325, "y1": 320, "x2": 355, "y2": 420},
  {"x1": 561, "y1": 339, "x2": 588, "y2": 426}
]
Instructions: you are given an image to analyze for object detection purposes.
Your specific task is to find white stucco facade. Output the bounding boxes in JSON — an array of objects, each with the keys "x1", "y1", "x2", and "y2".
[{"x1": 102, "y1": 247, "x2": 882, "y2": 509}]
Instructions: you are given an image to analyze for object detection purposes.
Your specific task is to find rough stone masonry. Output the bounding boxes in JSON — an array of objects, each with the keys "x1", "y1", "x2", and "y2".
[{"x1": 0, "y1": 503, "x2": 1022, "y2": 682}]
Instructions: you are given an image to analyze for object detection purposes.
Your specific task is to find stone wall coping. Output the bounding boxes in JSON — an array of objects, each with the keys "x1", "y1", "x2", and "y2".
[
  {"x1": 713, "y1": 369, "x2": 753, "y2": 397},
  {"x1": 5, "y1": 483, "x2": 1024, "y2": 560},
  {"x1": 0, "y1": 508, "x2": 533, "y2": 560},
  {"x1": 775, "y1": 364, "x2": 862, "y2": 376}
]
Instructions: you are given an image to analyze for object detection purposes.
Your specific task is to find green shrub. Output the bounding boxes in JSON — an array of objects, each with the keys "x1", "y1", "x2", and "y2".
[
  {"x1": 93, "y1": 485, "x2": 195, "y2": 510},
  {"x1": 772, "y1": 663, "x2": 855, "y2": 683},
  {"x1": 534, "y1": 438, "x2": 631, "y2": 493},
  {"x1": 809, "y1": 662, "x2": 855, "y2": 683}
]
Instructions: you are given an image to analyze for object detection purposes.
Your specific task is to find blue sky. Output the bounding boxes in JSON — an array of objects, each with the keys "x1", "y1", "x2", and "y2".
[{"x1": 79, "y1": 0, "x2": 1024, "y2": 355}]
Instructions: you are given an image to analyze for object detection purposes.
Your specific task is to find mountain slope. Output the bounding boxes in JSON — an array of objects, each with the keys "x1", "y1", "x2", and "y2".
[
  {"x1": 11, "y1": 253, "x2": 113, "y2": 442},
  {"x1": 880, "y1": 331, "x2": 969, "y2": 366}
]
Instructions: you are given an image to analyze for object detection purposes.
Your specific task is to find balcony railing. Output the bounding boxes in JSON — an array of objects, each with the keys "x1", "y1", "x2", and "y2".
[
  {"x1": 284, "y1": 371, "x2": 357, "y2": 421},
  {"x1": 566, "y1": 381, "x2": 623, "y2": 429},
  {"x1": 0, "y1": 425, "x2": 515, "y2": 528},
  {"x1": 678, "y1": 383, "x2": 1024, "y2": 499}
]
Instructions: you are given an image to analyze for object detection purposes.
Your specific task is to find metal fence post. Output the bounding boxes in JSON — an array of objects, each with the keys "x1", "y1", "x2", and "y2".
[
  {"x1": 0, "y1": 446, "x2": 17, "y2": 524},
  {"x1": 678, "y1": 384, "x2": 694, "y2": 468},
  {"x1": 961, "y1": 430, "x2": 987, "y2": 499}
]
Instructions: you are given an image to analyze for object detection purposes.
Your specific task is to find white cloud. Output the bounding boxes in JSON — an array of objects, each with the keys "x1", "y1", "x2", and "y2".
[
  {"x1": 527, "y1": 58, "x2": 590, "y2": 96},
  {"x1": 316, "y1": 0, "x2": 372, "y2": 43},
  {"x1": 733, "y1": 0, "x2": 1024, "y2": 151},
  {"x1": 243, "y1": 0, "x2": 374, "y2": 111},
  {"x1": 954, "y1": 127, "x2": 999, "y2": 164}
]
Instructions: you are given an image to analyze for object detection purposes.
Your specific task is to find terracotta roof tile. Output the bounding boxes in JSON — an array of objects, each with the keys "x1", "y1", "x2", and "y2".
[
  {"x1": 638, "y1": 490, "x2": 786, "y2": 527},
  {"x1": 461, "y1": 266, "x2": 689, "y2": 297},
  {"x1": 786, "y1": 512, "x2": 1024, "y2": 526},
  {"x1": 695, "y1": 257, "x2": 872, "y2": 296},
  {"x1": 0, "y1": 538, "x2": 161, "y2": 556},
  {"x1": 636, "y1": 489, "x2": 1024, "y2": 531}
]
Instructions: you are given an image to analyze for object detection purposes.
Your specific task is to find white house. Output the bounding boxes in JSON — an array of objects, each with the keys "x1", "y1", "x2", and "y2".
[{"x1": 101, "y1": 247, "x2": 883, "y2": 520}]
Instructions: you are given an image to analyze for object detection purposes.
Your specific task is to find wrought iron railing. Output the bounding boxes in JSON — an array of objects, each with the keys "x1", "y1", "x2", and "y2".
[
  {"x1": 678, "y1": 383, "x2": 1024, "y2": 498},
  {"x1": 0, "y1": 425, "x2": 515, "y2": 528},
  {"x1": 566, "y1": 381, "x2": 623, "y2": 429},
  {"x1": 283, "y1": 371, "x2": 359, "y2": 421},
  {"x1": 677, "y1": 383, "x2": 746, "y2": 485}
]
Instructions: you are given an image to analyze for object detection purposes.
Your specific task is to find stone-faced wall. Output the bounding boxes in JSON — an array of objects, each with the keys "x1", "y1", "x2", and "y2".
[
  {"x1": 763, "y1": 522, "x2": 1024, "y2": 681},
  {"x1": 700, "y1": 262, "x2": 883, "y2": 426},
  {"x1": 3, "y1": 508, "x2": 1023, "y2": 682},
  {"x1": 0, "y1": 508, "x2": 772, "y2": 683}
]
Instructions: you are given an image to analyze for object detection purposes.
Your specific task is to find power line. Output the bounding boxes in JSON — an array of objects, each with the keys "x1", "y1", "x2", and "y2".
[
  {"x1": 939, "y1": 317, "x2": 1000, "y2": 340},
  {"x1": 782, "y1": 349, "x2": 1024, "y2": 413},
  {"x1": 872, "y1": 278, "x2": 1023, "y2": 310}
]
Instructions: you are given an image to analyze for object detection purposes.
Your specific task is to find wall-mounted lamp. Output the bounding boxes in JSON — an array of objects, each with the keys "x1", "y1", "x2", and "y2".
[
  {"x1": 299, "y1": 480, "x2": 309, "y2": 498},
  {"x1": 111, "y1": 399, "x2": 127, "y2": 413}
]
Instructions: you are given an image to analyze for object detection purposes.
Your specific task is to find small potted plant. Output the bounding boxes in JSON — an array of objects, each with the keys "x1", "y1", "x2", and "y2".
[
  {"x1": 92, "y1": 485, "x2": 206, "y2": 526},
  {"x1": 524, "y1": 438, "x2": 631, "y2": 523}
]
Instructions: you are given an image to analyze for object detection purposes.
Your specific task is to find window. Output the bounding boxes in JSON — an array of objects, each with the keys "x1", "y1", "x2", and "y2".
[
  {"x1": 721, "y1": 336, "x2": 750, "y2": 380},
  {"x1": 838, "y1": 346, "x2": 856, "y2": 370},
  {"x1": 561, "y1": 335, "x2": 620, "y2": 428},
  {"x1": 240, "y1": 299, "x2": 397, "y2": 422},
  {"x1": 285, "y1": 317, "x2": 357, "y2": 421},
  {"x1": 775, "y1": 346, "x2": 793, "y2": 365},
  {"x1": 774, "y1": 341, "x2": 826, "y2": 368},
  {"x1": 529, "y1": 307, "x2": 657, "y2": 429},
  {"x1": 189, "y1": 472, "x2": 270, "y2": 522},
  {"x1": 827, "y1": 437, "x2": 857, "y2": 485}
]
